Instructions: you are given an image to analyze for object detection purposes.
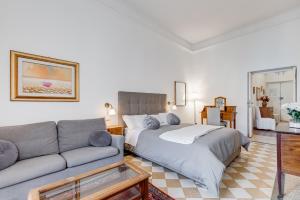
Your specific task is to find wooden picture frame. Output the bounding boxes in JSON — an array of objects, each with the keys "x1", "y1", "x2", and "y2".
[
  {"x1": 214, "y1": 96, "x2": 226, "y2": 111},
  {"x1": 10, "y1": 51, "x2": 79, "y2": 102},
  {"x1": 174, "y1": 81, "x2": 186, "y2": 106}
]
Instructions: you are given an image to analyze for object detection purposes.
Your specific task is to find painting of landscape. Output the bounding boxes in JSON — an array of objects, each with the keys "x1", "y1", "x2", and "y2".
[
  {"x1": 10, "y1": 51, "x2": 79, "y2": 101},
  {"x1": 21, "y1": 62, "x2": 73, "y2": 97}
]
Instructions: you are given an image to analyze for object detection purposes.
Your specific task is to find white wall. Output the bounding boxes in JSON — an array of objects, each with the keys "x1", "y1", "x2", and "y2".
[
  {"x1": 0, "y1": 0, "x2": 193, "y2": 126},
  {"x1": 2, "y1": 0, "x2": 300, "y2": 134},
  {"x1": 192, "y1": 18, "x2": 300, "y2": 134}
]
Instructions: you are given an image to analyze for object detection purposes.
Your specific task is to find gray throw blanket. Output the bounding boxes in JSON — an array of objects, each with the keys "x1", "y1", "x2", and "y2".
[{"x1": 133, "y1": 124, "x2": 250, "y2": 196}]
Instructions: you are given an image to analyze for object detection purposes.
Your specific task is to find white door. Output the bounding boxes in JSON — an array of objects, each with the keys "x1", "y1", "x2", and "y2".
[
  {"x1": 266, "y1": 81, "x2": 294, "y2": 122},
  {"x1": 266, "y1": 83, "x2": 281, "y2": 119},
  {"x1": 280, "y1": 81, "x2": 294, "y2": 121}
]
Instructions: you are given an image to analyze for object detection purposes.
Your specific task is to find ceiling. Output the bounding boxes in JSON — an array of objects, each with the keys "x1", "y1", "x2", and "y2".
[{"x1": 101, "y1": 0, "x2": 300, "y2": 50}]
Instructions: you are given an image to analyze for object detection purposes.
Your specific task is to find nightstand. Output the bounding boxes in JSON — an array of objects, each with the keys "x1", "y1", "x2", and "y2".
[{"x1": 107, "y1": 125, "x2": 124, "y2": 135}]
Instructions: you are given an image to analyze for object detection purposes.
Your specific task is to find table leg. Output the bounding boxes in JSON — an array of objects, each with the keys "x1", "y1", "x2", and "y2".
[
  {"x1": 277, "y1": 171, "x2": 285, "y2": 198},
  {"x1": 230, "y1": 121, "x2": 232, "y2": 128},
  {"x1": 277, "y1": 133, "x2": 284, "y2": 199},
  {"x1": 140, "y1": 179, "x2": 149, "y2": 200}
]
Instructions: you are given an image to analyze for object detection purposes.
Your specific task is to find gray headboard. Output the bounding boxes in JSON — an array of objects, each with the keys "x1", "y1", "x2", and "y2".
[{"x1": 118, "y1": 91, "x2": 167, "y2": 126}]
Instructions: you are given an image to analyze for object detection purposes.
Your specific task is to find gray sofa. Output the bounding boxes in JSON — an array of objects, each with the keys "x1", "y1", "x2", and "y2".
[{"x1": 0, "y1": 118, "x2": 124, "y2": 200}]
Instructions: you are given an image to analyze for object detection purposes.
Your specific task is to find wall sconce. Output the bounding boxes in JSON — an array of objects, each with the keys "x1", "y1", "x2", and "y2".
[
  {"x1": 167, "y1": 101, "x2": 177, "y2": 110},
  {"x1": 104, "y1": 103, "x2": 116, "y2": 116}
]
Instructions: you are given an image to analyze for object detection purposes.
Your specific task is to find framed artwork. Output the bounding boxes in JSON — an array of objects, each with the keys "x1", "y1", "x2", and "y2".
[
  {"x1": 10, "y1": 51, "x2": 79, "y2": 102},
  {"x1": 174, "y1": 81, "x2": 186, "y2": 106},
  {"x1": 214, "y1": 96, "x2": 226, "y2": 111}
]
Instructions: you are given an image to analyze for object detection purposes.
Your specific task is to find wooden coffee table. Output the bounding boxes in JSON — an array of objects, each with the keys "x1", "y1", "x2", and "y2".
[{"x1": 28, "y1": 161, "x2": 150, "y2": 200}]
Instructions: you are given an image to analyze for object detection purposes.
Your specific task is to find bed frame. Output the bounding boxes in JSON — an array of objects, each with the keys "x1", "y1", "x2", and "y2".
[
  {"x1": 118, "y1": 91, "x2": 167, "y2": 126},
  {"x1": 117, "y1": 91, "x2": 240, "y2": 166}
]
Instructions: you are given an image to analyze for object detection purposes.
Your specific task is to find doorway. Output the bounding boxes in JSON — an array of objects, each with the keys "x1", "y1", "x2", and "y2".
[
  {"x1": 247, "y1": 66, "x2": 297, "y2": 137},
  {"x1": 266, "y1": 81, "x2": 294, "y2": 121}
]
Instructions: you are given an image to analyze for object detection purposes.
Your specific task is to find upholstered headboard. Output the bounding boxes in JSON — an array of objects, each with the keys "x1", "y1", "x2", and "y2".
[{"x1": 118, "y1": 91, "x2": 167, "y2": 126}]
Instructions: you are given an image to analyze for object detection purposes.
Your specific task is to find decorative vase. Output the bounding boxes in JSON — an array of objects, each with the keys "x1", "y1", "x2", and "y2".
[
  {"x1": 262, "y1": 101, "x2": 267, "y2": 107},
  {"x1": 289, "y1": 119, "x2": 300, "y2": 129}
]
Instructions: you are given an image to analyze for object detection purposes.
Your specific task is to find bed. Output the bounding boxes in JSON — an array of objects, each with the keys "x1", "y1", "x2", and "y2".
[{"x1": 118, "y1": 91, "x2": 250, "y2": 196}]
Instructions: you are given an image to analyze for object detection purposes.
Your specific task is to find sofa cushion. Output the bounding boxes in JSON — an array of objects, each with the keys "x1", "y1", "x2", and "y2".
[
  {"x1": 89, "y1": 130, "x2": 112, "y2": 147},
  {"x1": 0, "y1": 154, "x2": 66, "y2": 189},
  {"x1": 57, "y1": 118, "x2": 106, "y2": 152},
  {"x1": 0, "y1": 121, "x2": 59, "y2": 160},
  {"x1": 0, "y1": 140, "x2": 18, "y2": 170},
  {"x1": 61, "y1": 146, "x2": 118, "y2": 167}
]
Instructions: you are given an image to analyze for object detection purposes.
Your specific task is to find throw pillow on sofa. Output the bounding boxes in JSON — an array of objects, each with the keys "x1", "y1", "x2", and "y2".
[
  {"x1": 0, "y1": 139, "x2": 18, "y2": 170},
  {"x1": 89, "y1": 130, "x2": 112, "y2": 147}
]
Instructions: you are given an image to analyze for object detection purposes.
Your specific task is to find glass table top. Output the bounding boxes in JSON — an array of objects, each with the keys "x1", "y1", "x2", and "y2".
[{"x1": 40, "y1": 164, "x2": 139, "y2": 200}]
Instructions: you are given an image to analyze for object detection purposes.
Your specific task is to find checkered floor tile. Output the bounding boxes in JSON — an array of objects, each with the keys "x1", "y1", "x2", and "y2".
[{"x1": 125, "y1": 142, "x2": 276, "y2": 199}]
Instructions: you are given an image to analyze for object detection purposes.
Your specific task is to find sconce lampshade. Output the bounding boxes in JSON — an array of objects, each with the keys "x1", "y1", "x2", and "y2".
[
  {"x1": 108, "y1": 108, "x2": 116, "y2": 116},
  {"x1": 105, "y1": 102, "x2": 116, "y2": 116},
  {"x1": 168, "y1": 101, "x2": 177, "y2": 110}
]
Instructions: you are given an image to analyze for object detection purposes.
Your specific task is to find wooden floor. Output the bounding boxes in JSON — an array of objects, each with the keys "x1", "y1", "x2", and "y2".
[
  {"x1": 252, "y1": 128, "x2": 276, "y2": 137},
  {"x1": 251, "y1": 128, "x2": 276, "y2": 145}
]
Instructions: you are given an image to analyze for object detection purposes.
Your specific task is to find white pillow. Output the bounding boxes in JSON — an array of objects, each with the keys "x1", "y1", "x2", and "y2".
[
  {"x1": 150, "y1": 114, "x2": 164, "y2": 126},
  {"x1": 158, "y1": 113, "x2": 169, "y2": 125},
  {"x1": 122, "y1": 115, "x2": 147, "y2": 129},
  {"x1": 150, "y1": 114, "x2": 160, "y2": 121}
]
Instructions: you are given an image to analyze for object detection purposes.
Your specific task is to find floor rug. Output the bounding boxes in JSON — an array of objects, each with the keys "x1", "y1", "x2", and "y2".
[
  {"x1": 126, "y1": 142, "x2": 277, "y2": 199},
  {"x1": 149, "y1": 182, "x2": 175, "y2": 200}
]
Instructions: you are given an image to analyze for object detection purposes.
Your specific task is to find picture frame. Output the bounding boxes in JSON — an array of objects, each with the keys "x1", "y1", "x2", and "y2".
[
  {"x1": 10, "y1": 51, "x2": 79, "y2": 102},
  {"x1": 174, "y1": 81, "x2": 186, "y2": 106},
  {"x1": 214, "y1": 96, "x2": 226, "y2": 111}
]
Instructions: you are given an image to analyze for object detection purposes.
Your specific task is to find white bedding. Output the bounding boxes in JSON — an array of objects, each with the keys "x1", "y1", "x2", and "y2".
[
  {"x1": 159, "y1": 124, "x2": 222, "y2": 144},
  {"x1": 125, "y1": 128, "x2": 145, "y2": 146},
  {"x1": 125, "y1": 124, "x2": 223, "y2": 146}
]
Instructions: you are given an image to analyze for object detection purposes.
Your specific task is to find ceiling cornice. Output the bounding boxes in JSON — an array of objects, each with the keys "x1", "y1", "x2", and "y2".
[
  {"x1": 99, "y1": 0, "x2": 300, "y2": 52},
  {"x1": 99, "y1": 0, "x2": 192, "y2": 51},
  {"x1": 192, "y1": 6, "x2": 300, "y2": 51}
]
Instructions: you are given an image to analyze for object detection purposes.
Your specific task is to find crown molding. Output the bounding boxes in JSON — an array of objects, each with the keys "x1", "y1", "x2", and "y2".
[
  {"x1": 99, "y1": 0, "x2": 192, "y2": 51},
  {"x1": 99, "y1": 0, "x2": 300, "y2": 52},
  {"x1": 192, "y1": 6, "x2": 300, "y2": 51}
]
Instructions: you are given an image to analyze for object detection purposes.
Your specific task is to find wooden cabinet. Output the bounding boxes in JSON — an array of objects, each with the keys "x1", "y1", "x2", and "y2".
[
  {"x1": 259, "y1": 107, "x2": 273, "y2": 118},
  {"x1": 280, "y1": 134, "x2": 300, "y2": 175},
  {"x1": 275, "y1": 123, "x2": 300, "y2": 198},
  {"x1": 107, "y1": 125, "x2": 124, "y2": 135}
]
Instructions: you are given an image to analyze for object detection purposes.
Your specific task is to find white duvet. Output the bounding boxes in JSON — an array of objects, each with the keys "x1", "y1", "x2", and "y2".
[{"x1": 159, "y1": 124, "x2": 223, "y2": 144}]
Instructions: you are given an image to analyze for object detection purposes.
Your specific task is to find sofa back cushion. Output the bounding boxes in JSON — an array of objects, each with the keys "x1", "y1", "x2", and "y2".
[
  {"x1": 57, "y1": 118, "x2": 106, "y2": 152},
  {"x1": 0, "y1": 121, "x2": 59, "y2": 160}
]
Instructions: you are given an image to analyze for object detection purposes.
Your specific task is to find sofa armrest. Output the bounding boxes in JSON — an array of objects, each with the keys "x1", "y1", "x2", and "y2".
[{"x1": 111, "y1": 135, "x2": 125, "y2": 156}]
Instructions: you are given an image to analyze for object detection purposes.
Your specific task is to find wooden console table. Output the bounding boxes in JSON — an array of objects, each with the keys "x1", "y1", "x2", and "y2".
[{"x1": 275, "y1": 123, "x2": 300, "y2": 198}]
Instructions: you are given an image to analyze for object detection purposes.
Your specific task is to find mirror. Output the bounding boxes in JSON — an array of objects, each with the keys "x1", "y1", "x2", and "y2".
[
  {"x1": 214, "y1": 96, "x2": 226, "y2": 111},
  {"x1": 174, "y1": 81, "x2": 186, "y2": 106}
]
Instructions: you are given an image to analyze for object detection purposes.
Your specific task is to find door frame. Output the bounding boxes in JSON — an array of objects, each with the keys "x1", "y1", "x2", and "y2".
[{"x1": 247, "y1": 66, "x2": 297, "y2": 137}]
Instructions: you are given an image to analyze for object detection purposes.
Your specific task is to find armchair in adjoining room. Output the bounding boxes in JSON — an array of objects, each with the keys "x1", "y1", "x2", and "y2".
[{"x1": 255, "y1": 106, "x2": 276, "y2": 130}]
